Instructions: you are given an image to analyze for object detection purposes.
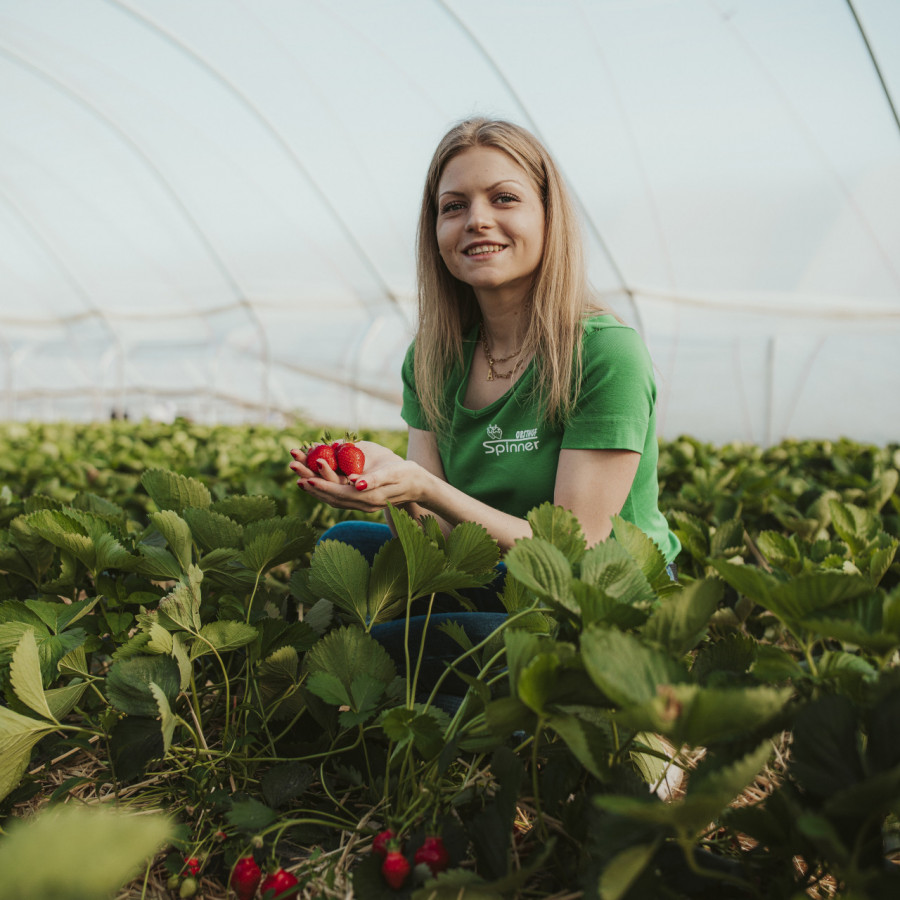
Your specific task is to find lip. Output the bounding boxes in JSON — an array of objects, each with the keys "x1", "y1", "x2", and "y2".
[{"x1": 462, "y1": 241, "x2": 507, "y2": 257}]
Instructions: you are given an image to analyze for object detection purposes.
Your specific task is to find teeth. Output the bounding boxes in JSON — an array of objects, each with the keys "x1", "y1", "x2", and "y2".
[{"x1": 465, "y1": 244, "x2": 504, "y2": 255}]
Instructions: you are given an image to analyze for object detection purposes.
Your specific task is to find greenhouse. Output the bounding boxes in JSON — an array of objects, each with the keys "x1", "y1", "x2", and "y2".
[
  {"x1": 2, "y1": 2, "x2": 900, "y2": 899},
  {"x1": 2, "y1": 0, "x2": 897, "y2": 443}
]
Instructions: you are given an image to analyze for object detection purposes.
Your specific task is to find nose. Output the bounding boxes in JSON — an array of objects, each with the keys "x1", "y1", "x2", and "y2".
[{"x1": 465, "y1": 199, "x2": 492, "y2": 232}]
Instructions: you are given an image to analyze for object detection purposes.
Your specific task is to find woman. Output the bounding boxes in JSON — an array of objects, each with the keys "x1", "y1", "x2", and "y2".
[{"x1": 290, "y1": 118, "x2": 679, "y2": 577}]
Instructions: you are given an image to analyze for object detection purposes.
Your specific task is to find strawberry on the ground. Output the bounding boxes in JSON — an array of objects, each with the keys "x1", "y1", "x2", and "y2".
[
  {"x1": 305, "y1": 443, "x2": 337, "y2": 475},
  {"x1": 381, "y1": 850, "x2": 410, "y2": 890},
  {"x1": 413, "y1": 835, "x2": 449, "y2": 875},
  {"x1": 184, "y1": 856, "x2": 201, "y2": 877},
  {"x1": 230, "y1": 856, "x2": 262, "y2": 900},
  {"x1": 372, "y1": 828, "x2": 396, "y2": 857},
  {"x1": 179, "y1": 878, "x2": 198, "y2": 899},
  {"x1": 335, "y1": 442, "x2": 365, "y2": 477},
  {"x1": 260, "y1": 867, "x2": 299, "y2": 898}
]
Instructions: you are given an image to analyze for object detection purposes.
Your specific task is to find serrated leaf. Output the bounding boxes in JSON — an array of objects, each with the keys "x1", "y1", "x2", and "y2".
[
  {"x1": 580, "y1": 540, "x2": 656, "y2": 608},
  {"x1": 611, "y1": 513, "x2": 668, "y2": 578},
  {"x1": 105, "y1": 655, "x2": 180, "y2": 717},
  {"x1": 599, "y1": 842, "x2": 660, "y2": 900},
  {"x1": 390, "y1": 504, "x2": 449, "y2": 598},
  {"x1": 191, "y1": 620, "x2": 257, "y2": 659},
  {"x1": 304, "y1": 626, "x2": 396, "y2": 702},
  {"x1": 181, "y1": 506, "x2": 244, "y2": 552},
  {"x1": 306, "y1": 671, "x2": 349, "y2": 706},
  {"x1": 615, "y1": 683, "x2": 791, "y2": 746},
  {"x1": 0, "y1": 705, "x2": 57, "y2": 802},
  {"x1": 242, "y1": 516, "x2": 315, "y2": 573},
  {"x1": 158, "y1": 566, "x2": 203, "y2": 633},
  {"x1": 546, "y1": 710, "x2": 613, "y2": 781},
  {"x1": 146, "y1": 623, "x2": 173, "y2": 655},
  {"x1": 642, "y1": 579, "x2": 721, "y2": 656},
  {"x1": 58, "y1": 644, "x2": 89, "y2": 677},
  {"x1": 141, "y1": 468, "x2": 211, "y2": 513},
  {"x1": 172, "y1": 633, "x2": 192, "y2": 691},
  {"x1": 581, "y1": 626, "x2": 686, "y2": 708},
  {"x1": 709, "y1": 559, "x2": 776, "y2": 607},
  {"x1": 308, "y1": 540, "x2": 371, "y2": 626},
  {"x1": 210, "y1": 494, "x2": 277, "y2": 524},
  {"x1": 10, "y1": 629, "x2": 57, "y2": 722},
  {"x1": 45, "y1": 680, "x2": 90, "y2": 720},
  {"x1": 445, "y1": 521, "x2": 501, "y2": 575},
  {"x1": 504, "y1": 538, "x2": 573, "y2": 609},
  {"x1": 366, "y1": 539, "x2": 409, "y2": 625},
  {"x1": 526, "y1": 503, "x2": 587, "y2": 564},
  {"x1": 226, "y1": 797, "x2": 276, "y2": 832},
  {"x1": 149, "y1": 510, "x2": 193, "y2": 573},
  {"x1": 261, "y1": 762, "x2": 314, "y2": 809},
  {"x1": 149, "y1": 681, "x2": 176, "y2": 753}
]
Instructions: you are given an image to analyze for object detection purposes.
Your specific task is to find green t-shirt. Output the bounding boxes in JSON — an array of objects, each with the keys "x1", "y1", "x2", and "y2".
[{"x1": 401, "y1": 315, "x2": 681, "y2": 563}]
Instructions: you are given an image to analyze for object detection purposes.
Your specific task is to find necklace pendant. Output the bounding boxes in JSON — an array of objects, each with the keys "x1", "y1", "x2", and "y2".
[{"x1": 487, "y1": 369, "x2": 494, "y2": 381}]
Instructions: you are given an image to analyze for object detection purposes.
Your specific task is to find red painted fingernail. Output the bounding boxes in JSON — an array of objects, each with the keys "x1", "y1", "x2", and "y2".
[{"x1": 355, "y1": 480, "x2": 368, "y2": 491}]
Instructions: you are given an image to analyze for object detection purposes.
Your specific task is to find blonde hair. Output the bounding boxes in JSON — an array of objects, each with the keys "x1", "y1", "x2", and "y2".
[{"x1": 414, "y1": 118, "x2": 602, "y2": 431}]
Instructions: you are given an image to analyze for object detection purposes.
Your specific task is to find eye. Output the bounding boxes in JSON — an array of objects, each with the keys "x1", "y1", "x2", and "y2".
[
  {"x1": 495, "y1": 192, "x2": 519, "y2": 205},
  {"x1": 440, "y1": 200, "x2": 465, "y2": 214}
]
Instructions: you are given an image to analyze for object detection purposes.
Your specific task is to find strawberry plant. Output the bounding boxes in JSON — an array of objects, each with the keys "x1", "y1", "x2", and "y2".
[{"x1": 0, "y1": 421, "x2": 898, "y2": 898}]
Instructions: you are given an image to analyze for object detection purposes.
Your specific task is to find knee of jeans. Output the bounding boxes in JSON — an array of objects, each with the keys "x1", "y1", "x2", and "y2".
[{"x1": 318, "y1": 519, "x2": 389, "y2": 544}]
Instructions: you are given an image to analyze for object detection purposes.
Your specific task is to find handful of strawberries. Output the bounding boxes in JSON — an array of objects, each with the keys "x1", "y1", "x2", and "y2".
[{"x1": 303, "y1": 434, "x2": 366, "y2": 479}]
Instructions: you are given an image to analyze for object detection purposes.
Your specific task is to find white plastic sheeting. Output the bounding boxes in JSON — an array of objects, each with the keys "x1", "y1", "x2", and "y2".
[{"x1": 0, "y1": 0, "x2": 898, "y2": 443}]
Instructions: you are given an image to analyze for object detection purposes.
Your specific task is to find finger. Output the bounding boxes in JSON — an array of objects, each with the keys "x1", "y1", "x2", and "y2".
[
  {"x1": 314, "y1": 459, "x2": 343, "y2": 483},
  {"x1": 289, "y1": 460, "x2": 314, "y2": 478}
]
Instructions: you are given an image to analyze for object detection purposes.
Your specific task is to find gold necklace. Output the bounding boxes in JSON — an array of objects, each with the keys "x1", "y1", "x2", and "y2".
[{"x1": 480, "y1": 324, "x2": 523, "y2": 381}]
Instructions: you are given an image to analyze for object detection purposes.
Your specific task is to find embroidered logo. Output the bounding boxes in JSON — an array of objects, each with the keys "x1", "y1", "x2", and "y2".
[{"x1": 482, "y1": 425, "x2": 540, "y2": 456}]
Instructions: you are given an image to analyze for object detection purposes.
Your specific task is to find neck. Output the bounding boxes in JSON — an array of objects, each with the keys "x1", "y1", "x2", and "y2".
[{"x1": 478, "y1": 299, "x2": 529, "y2": 359}]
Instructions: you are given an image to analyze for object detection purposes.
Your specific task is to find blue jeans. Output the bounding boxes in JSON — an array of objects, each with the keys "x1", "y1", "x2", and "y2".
[{"x1": 317, "y1": 521, "x2": 508, "y2": 701}]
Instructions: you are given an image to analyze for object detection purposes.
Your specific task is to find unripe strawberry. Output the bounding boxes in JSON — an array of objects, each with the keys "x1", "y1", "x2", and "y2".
[
  {"x1": 381, "y1": 850, "x2": 410, "y2": 889},
  {"x1": 179, "y1": 877, "x2": 198, "y2": 899},
  {"x1": 413, "y1": 835, "x2": 449, "y2": 875},
  {"x1": 230, "y1": 856, "x2": 262, "y2": 900},
  {"x1": 260, "y1": 867, "x2": 298, "y2": 898}
]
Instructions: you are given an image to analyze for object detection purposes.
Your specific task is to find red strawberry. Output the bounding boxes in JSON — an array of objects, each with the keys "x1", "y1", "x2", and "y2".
[
  {"x1": 184, "y1": 856, "x2": 201, "y2": 877},
  {"x1": 381, "y1": 850, "x2": 410, "y2": 890},
  {"x1": 413, "y1": 835, "x2": 449, "y2": 875},
  {"x1": 335, "y1": 442, "x2": 365, "y2": 477},
  {"x1": 230, "y1": 856, "x2": 261, "y2": 900},
  {"x1": 260, "y1": 867, "x2": 298, "y2": 898},
  {"x1": 305, "y1": 443, "x2": 337, "y2": 475},
  {"x1": 372, "y1": 828, "x2": 396, "y2": 857}
]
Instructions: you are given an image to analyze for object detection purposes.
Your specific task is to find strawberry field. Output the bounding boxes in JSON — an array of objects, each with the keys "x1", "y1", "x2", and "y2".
[{"x1": 1, "y1": 420, "x2": 899, "y2": 900}]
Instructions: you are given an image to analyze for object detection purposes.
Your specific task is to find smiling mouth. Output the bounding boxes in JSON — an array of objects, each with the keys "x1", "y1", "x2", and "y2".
[{"x1": 464, "y1": 244, "x2": 506, "y2": 256}]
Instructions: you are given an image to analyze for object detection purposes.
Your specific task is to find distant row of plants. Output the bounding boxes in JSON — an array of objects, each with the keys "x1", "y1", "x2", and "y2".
[{"x1": 0, "y1": 420, "x2": 898, "y2": 899}]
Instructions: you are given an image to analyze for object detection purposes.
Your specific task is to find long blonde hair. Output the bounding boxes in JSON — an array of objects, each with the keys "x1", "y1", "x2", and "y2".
[{"x1": 414, "y1": 118, "x2": 601, "y2": 431}]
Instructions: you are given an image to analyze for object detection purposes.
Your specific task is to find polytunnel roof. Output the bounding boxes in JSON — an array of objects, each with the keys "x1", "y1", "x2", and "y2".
[{"x1": 1, "y1": 0, "x2": 898, "y2": 444}]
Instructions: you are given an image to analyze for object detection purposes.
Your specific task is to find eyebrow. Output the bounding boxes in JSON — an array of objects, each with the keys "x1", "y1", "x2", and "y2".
[{"x1": 438, "y1": 179, "x2": 524, "y2": 200}]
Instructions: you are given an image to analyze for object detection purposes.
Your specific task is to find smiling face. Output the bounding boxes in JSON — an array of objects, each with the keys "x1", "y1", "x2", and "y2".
[{"x1": 435, "y1": 145, "x2": 545, "y2": 305}]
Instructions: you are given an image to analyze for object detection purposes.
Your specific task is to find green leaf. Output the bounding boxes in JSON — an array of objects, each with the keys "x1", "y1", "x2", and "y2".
[
  {"x1": 580, "y1": 626, "x2": 687, "y2": 708},
  {"x1": 308, "y1": 540, "x2": 371, "y2": 626},
  {"x1": 226, "y1": 797, "x2": 276, "y2": 832},
  {"x1": 149, "y1": 681, "x2": 177, "y2": 753},
  {"x1": 45, "y1": 680, "x2": 90, "y2": 720},
  {"x1": 642, "y1": 579, "x2": 721, "y2": 656},
  {"x1": 445, "y1": 521, "x2": 501, "y2": 576},
  {"x1": 504, "y1": 538, "x2": 574, "y2": 610},
  {"x1": 709, "y1": 559, "x2": 776, "y2": 607},
  {"x1": 580, "y1": 540, "x2": 656, "y2": 609},
  {"x1": 190, "y1": 621, "x2": 257, "y2": 659},
  {"x1": 305, "y1": 671, "x2": 350, "y2": 707},
  {"x1": 599, "y1": 842, "x2": 660, "y2": 900},
  {"x1": 105, "y1": 655, "x2": 180, "y2": 717},
  {"x1": 0, "y1": 804, "x2": 173, "y2": 900},
  {"x1": 0, "y1": 705, "x2": 57, "y2": 802},
  {"x1": 527, "y1": 503, "x2": 586, "y2": 564},
  {"x1": 304, "y1": 626, "x2": 396, "y2": 704},
  {"x1": 158, "y1": 566, "x2": 203, "y2": 633},
  {"x1": 182, "y1": 507, "x2": 243, "y2": 551},
  {"x1": 611, "y1": 514, "x2": 668, "y2": 585},
  {"x1": 210, "y1": 494, "x2": 277, "y2": 524},
  {"x1": 752, "y1": 644, "x2": 805, "y2": 682},
  {"x1": 615, "y1": 683, "x2": 791, "y2": 747},
  {"x1": 136, "y1": 544, "x2": 184, "y2": 580},
  {"x1": 149, "y1": 510, "x2": 193, "y2": 573},
  {"x1": 141, "y1": 468, "x2": 211, "y2": 513},
  {"x1": 546, "y1": 710, "x2": 614, "y2": 781},
  {"x1": 390, "y1": 504, "x2": 449, "y2": 598},
  {"x1": 366, "y1": 538, "x2": 410, "y2": 625},
  {"x1": 10, "y1": 629, "x2": 57, "y2": 721},
  {"x1": 241, "y1": 516, "x2": 315, "y2": 573},
  {"x1": 261, "y1": 763, "x2": 315, "y2": 809},
  {"x1": 767, "y1": 572, "x2": 872, "y2": 624}
]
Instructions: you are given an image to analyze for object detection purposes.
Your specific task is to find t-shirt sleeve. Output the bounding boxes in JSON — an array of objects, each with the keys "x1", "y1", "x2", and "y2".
[
  {"x1": 400, "y1": 341, "x2": 429, "y2": 431},
  {"x1": 561, "y1": 325, "x2": 656, "y2": 453}
]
